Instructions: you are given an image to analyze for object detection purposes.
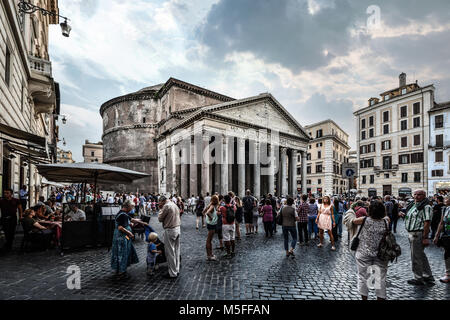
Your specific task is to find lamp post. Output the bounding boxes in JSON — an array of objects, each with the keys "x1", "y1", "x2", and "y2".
[{"x1": 18, "y1": 1, "x2": 72, "y2": 37}]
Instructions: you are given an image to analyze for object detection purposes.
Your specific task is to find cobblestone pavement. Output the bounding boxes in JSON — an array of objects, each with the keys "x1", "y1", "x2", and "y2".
[{"x1": 0, "y1": 213, "x2": 449, "y2": 300}]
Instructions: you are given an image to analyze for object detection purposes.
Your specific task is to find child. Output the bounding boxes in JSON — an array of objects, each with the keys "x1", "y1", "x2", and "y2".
[{"x1": 146, "y1": 232, "x2": 162, "y2": 275}]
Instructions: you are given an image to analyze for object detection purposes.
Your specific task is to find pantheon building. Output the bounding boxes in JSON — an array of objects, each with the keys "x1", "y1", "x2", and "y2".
[{"x1": 100, "y1": 78, "x2": 310, "y2": 198}]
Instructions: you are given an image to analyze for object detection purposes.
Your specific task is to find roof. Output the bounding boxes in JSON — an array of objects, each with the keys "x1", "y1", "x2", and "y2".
[
  {"x1": 430, "y1": 100, "x2": 450, "y2": 112},
  {"x1": 304, "y1": 119, "x2": 349, "y2": 137}
]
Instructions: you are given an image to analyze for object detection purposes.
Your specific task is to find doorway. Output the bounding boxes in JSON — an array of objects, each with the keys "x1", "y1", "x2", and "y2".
[{"x1": 383, "y1": 185, "x2": 392, "y2": 196}]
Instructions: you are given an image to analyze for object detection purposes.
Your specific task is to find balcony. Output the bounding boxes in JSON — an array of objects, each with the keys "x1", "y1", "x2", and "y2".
[{"x1": 29, "y1": 55, "x2": 52, "y2": 77}]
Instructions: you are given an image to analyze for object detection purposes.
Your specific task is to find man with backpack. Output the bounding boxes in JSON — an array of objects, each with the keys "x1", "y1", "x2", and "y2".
[
  {"x1": 220, "y1": 195, "x2": 236, "y2": 258},
  {"x1": 243, "y1": 190, "x2": 256, "y2": 236}
]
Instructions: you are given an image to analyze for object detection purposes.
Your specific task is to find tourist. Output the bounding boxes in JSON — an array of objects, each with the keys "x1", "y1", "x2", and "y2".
[
  {"x1": 316, "y1": 195, "x2": 336, "y2": 251},
  {"x1": 400, "y1": 189, "x2": 434, "y2": 285},
  {"x1": 343, "y1": 203, "x2": 358, "y2": 240},
  {"x1": 268, "y1": 194, "x2": 278, "y2": 234},
  {"x1": 204, "y1": 192, "x2": 211, "y2": 209},
  {"x1": 19, "y1": 185, "x2": 28, "y2": 210},
  {"x1": 252, "y1": 196, "x2": 260, "y2": 234},
  {"x1": 280, "y1": 197, "x2": 298, "y2": 257},
  {"x1": 297, "y1": 194, "x2": 309, "y2": 245},
  {"x1": 215, "y1": 195, "x2": 224, "y2": 250},
  {"x1": 261, "y1": 199, "x2": 274, "y2": 237},
  {"x1": 176, "y1": 196, "x2": 185, "y2": 216},
  {"x1": 354, "y1": 201, "x2": 367, "y2": 218},
  {"x1": 308, "y1": 197, "x2": 319, "y2": 239},
  {"x1": 0, "y1": 188, "x2": 23, "y2": 253},
  {"x1": 146, "y1": 232, "x2": 162, "y2": 276},
  {"x1": 352, "y1": 200, "x2": 391, "y2": 300},
  {"x1": 158, "y1": 195, "x2": 181, "y2": 279},
  {"x1": 243, "y1": 190, "x2": 256, "y2": 235},
  {"x1": 21, "y1": 208, "x2": 53, "y2": 250},
  {"x1": 332, "y1": 198, "x2": 340, "y2": 241},
  {"x1": 384, "y1": 195, "x2": 394, "y2": 231},
  {"x1": 204, "y1": 195, "x2": 219, "y2": 261},
  {"x1": 195, "y1": 195, "x2": 205, "y2": 229},
  {"x1": 110, "y1": 200, "x2": 139, "y2": 277},
  {"x1": 234, "y1": 197, "x2": 243, "y2": 240},
  {"x1": 433, "y1": 196, "x2": 450, "y2": 283},
  {"x1": 220, "y1": 195, "x2": 236, "y2": 258},
  {"x1": 391, "y1": 197, "x2": 400, "y2": 233},
  {"x1": 431, "y1": 196, "x2": 445, "y2": 239},
  {"x1": 66, "y1": 204, "x2": 86, "y2": 221}
]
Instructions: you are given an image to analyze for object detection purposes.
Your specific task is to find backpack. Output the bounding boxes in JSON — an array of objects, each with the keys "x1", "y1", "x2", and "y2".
[
  {"x1": 224, "y1": 205, "x2": 235, "y2": 224},
  {"x1": 243, "y1": 196, "x2": 254, "y2": 212},
  {"x1": 377, "y1": 219, "x2": 402, "y2": 262}
]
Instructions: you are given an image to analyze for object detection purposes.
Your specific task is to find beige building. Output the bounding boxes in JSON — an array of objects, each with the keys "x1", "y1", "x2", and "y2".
[
  {"x1": 1, "y1": 0, "x2": 60, "y2": 203},
  {"x1": 83, "y1": 140, "x2": 103, "y2": 163},
  {"x1": 297, "y1": 119, "x2": 351, "y2": 196},
  {"x1": 57, "y1": 148, "x2": 75, "y2": 164},
  {"x1": 354, "y1": 73, "x2": 433, "y2": 198}
]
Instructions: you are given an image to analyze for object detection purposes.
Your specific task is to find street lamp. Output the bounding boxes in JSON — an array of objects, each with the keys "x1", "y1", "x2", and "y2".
[{"x1": 18, "y1": 1, "x2": 72, "y2": 37}]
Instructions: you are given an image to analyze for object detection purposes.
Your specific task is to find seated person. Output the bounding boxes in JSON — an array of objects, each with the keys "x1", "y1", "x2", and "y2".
[
  {"x1": 21, "y1": 209, "x2": 53, "y2": 248},
  {"x1": 66, "y1": 204, "x2": 86, "y2": 221},
  {"x1": 33, "y1": 204, "x2": 51, "y2": 220}
]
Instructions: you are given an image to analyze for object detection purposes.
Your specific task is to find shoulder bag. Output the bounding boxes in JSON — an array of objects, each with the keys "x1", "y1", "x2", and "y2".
[{"x1": 350, "y1": 217, "x2": 366, "y2": 251}]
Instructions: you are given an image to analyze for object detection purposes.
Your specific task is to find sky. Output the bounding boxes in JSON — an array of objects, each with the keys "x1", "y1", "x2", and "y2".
[{"x1": 48, "y1": 0, "x2": 450, "y2": 161}]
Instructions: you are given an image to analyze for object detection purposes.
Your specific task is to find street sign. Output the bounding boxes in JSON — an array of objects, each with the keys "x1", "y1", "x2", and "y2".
[{"x1": 342, "y1": 163, "x2": 358, "y2": 178}]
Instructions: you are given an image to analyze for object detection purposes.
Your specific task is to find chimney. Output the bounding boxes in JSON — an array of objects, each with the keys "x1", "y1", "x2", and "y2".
[{"x1": 399, "y1": 73, "x2": 406, "y2": 87}]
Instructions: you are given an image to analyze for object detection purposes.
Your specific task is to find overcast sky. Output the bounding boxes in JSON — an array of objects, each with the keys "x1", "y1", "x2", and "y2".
[{"x1": 49, "y1": 0, "x2": 450, "y2": 161}]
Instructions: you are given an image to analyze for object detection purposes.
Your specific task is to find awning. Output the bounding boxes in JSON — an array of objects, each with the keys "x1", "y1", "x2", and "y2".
[
  {"x1": 0, "y1": 122, "x2": 46, "y2": 147},
  {"x1": 4, "y1": 142, "x2": 48, "y2": 159}
]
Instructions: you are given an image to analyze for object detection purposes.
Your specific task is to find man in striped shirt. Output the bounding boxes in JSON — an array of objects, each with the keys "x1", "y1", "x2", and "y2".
[
  {"x1": 400, "y1": 189, "x2": 434, "y2": 285},
  {"x1": 297, "y1": 194, "x2": 309, "y2": 245}
]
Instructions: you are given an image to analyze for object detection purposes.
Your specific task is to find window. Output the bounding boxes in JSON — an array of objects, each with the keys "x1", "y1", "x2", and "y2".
[
  {"x1": 361, "y1": 131, "x2": 366, "y2": 140},
  {"x1": 400, "y1": 120, "x2": 407, "y2": 131},
  {"x1": 91, "y1": 151, "x2": 95, "y2": 156},
  {"x1": 5, "y1": 46, "x2": 11, "y2": 86},
  {"x1": 316, "y1": 164, "x2": 323, "y2": 173},
  {"x1": 436, "y1": 151, "x2": 443, "y2": 162},
  {"x1": 307, "y1": 153, "x2": 311, "y2": 160},
  {"x1": 361, "y1": 119, "x2": 366, "y2": 129},
  {"x1": 316, "y1": 129, "x2": 323, "y2": 138},
  {"x1": 413, "y1": 135, "x2": 420, "y2": 146},
  {"x1": 413, "y1": 102, "x2": 420, "y2": 115},
  {"x1": 382, "y1": 140, "x2": 391, "y2": 150},
  {"x1": 369, "y1": 128, "x2": 374, "y2": 138},
  {"x1": 401, "y1": 137, "x2": 408, "y2": 148},
  {"x1": 411, "y1": 152, "x2": 424, "y2": 163},
  {"x1": 413, "y1": 117, "x2": 420, "y2": 128},
  {"x1": 383, "y1": 111, "x2": 389, "y2": 122},
  {"x1": 435, "y1": 115, "x2": 444, "y2": 129},
  {"x1": 399, "y1": 154, "x2": 410, "y2": 164},
  {"x1": 143, "y1": 117, "x2": 146, "y2": 123},
  {"x1": 362, "y1": 176, "x2": 366, "y2": 184},
  {"x1": 383, "y1": 124, "x2": 389, "y2": 134},
  {"x1": 370, "y1": 175, "x2": 374, "y2": 184},
  {"x1": 383, "y1": 156, "x2": 392, "y2": 170},
  {"x1": 401, "y1": 88, "x2": 407, "y2": 95},
  {"x1": 414, "y1": 172, "x2": 421, "y2": 182},
  {"x1": 402, "y1": 173, "x2": 408, "y2": 183},
  {"x1": 318, "y1": 179, "x2": 322, "y2": 184},
  {"x1": 384, "y1": 174, "x2": 389, "y2": 179},
  {"x1": 436, "y1": 134, "x2": 444, "y2": 147},
  {"x1": 432, "y1": 170, "x2": 444, "y2": 177},
  {"x1": 385, "y1": 95, "x2": 390, "y2": 101},
  {"x1": 369, "y1": 116, "x2": 374, "y2": 126},
  {"x1": 318, "y1": 151, "x2": 321, "y2": 159},
  {"x1": 307, "y1": 166, "x2": 311, "y2": 174},
  {"x1": 306, "y1": 180, "x2": 311, "y2": 184},
  {"x1": 400, "y1": 106, "x2": 407, "y2": 118}
]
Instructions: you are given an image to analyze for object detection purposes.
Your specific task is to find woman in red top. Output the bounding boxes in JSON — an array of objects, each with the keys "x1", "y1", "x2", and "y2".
[{"x1": 261, "y1": 200, "x2": 274, "y2": 237}]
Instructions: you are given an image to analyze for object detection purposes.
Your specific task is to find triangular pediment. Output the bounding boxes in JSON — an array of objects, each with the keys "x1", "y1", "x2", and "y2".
[{"x1": 204, "y1": 94, "x2": 310, "y2": 139}]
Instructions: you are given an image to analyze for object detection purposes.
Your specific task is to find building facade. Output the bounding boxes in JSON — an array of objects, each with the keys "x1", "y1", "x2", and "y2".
[
  {"x1": 297, "y1": 120, "x2": 350, "y2": 196},
  {"x1": 354, "y1": 73, "x2": 433, "y2": 198},
  {"x1": 428, "y1": 101, "x2": 450, "y2": 196},
  {"x1": 57, "y1": 147, "x2": 75, "y2": 164},
  {"x1": 101, "y1": 78, "x2": 311, "y2": 197},
  {"x1": 83, "y1": 140, "x2": 103, "y2": 163},
  {"x1": 1, "y1": 0, "x2": 60, "y2": 203}
]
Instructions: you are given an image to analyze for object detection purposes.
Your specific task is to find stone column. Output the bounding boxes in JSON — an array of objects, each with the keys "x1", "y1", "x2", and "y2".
[
  {"x1": 171, "y1": 144, "x2": 177, "y2": 195},
  {"x1": 237, "y1": 137, "x2": 246, "y2": 198},
  {"x1": 290, "y1": 149, "x2": 298, "y2": 197},
  {"x1": 214, "y1": 162, "x2": 221, "y2": 193},
  {"x1": 221, "y1": 136, "x2": 229, "y2": 195},
  {"x1": 253, "y1": 141, "x2": 261, "y2": 199},
  {"x1": 268, "y1": 144, "x2": 275, "y2": 195},
  {"x1": 201, "y1": 137, "x2": 210, "y2": 196},
  {"x1": 301, "y1": 150, "x2": 307, "y2": 195},
  {"x1": 280, "y1": 147, "x2": 288, "y2": 196},
  {"x1": 189, "y1": 138, "x2": 197, "y2": 196},
  {"x1": 180, "y1": 141, "x2": 189, "y2": 199}
]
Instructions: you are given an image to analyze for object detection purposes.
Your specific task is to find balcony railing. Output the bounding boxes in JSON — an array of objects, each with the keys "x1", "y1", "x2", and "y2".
[{"x1": 29, "y1": 55, "x2": 52, "y2": 77}]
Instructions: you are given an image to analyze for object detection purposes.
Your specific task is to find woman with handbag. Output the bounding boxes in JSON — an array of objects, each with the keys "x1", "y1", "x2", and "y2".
[
  {"x1": 315, "y1": 196, "x2": 336, "y2": 251},
  {"x1": 351, "y1": 200, "x2": 391, "y2": 300},
  {"x1": 433, "y1": 196, "x2": 450, "y2": 283}
]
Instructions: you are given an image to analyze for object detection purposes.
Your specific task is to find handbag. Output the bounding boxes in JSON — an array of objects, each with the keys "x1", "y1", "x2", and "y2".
[
  {"x1": 437, "y1": 234, "x2": 450, "y2": 249},
  {"x1": 276, "y1": 212, "x2": 283, "y2": 226},
  {"x1": 350, "y1": 217, "x2": 366, "y2": 251}
]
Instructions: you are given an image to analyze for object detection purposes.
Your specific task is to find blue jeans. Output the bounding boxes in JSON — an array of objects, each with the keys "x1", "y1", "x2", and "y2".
[
  {"x1": 282, "y1": 226, "x2": 297, "y2": 251},
  {"x1": 308, "y1": 215, "x2": 318, "y2": 237},
  {"x1": 336, "y1": 214, "x2": 343, "y2": 236}
]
